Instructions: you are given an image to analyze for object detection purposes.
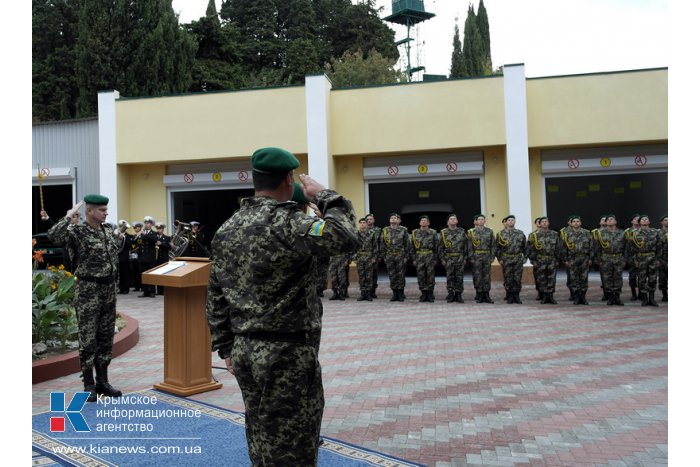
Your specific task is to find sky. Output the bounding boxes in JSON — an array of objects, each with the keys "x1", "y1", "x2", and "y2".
[{"x1": 171, "y1": 0, "x2": 668, "y2": 78}]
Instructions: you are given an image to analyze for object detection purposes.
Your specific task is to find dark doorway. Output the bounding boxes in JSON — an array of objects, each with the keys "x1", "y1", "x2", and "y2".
[
  {"x1": 171, "y1": 188, "x2": 254, "y2": 250},
  {"x1": 33, "y1": 185, "x2": 73, "y2": 234},
  {"x1": 545, "y1": 172, "x2": 668, "y2": 230}
]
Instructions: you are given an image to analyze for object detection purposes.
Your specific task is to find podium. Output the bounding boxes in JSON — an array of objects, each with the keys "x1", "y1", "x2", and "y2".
[{"x1": 142, "y1": 257, "x2": 223, "y2": 396}]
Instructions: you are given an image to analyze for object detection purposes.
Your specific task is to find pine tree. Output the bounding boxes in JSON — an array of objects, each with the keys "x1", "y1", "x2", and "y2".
[
  {"x1": 476, "y1": 0, "x2": 492, "y2": 74},
  {"x1": 462, "y1": 5, "x2": 478, "y2": 76},
  {"x1": 450, "y1": 24, "x2": 468, "y2": 78}
]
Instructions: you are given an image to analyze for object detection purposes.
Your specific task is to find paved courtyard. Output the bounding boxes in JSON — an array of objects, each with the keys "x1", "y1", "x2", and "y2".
[{"x1": 32, "y1": 275, "x2": 668, "y2": 466}]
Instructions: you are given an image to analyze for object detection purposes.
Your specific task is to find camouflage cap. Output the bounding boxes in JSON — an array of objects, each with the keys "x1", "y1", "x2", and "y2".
[
  {"x1": 291, "y1": 182, "x2": 308, "y2": 204},
  {"x1": 84, "y1": 194, "x2": 109, "y2": 205},
  {"x1": 251, "y1": 147, "x2": 300, "y2": 174}
]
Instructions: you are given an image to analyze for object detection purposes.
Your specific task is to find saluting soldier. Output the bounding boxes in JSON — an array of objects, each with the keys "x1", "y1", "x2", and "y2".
[
  {"x1": 48, "y1": 195, "x2": 122, "y2": 401},
  {"x1": 355, "y1": 217, "x2": 377, "y2": 301},
  {"x1": 658, "y1": 215, "x2": 668, "y2": 302},
  {"x1": 380, "y1": 212, "x2": 411, "y2": 302},
  {"x1": 624, "y1": 214, "x2": 641, "y2": 300},
  {"x1": 528, "y1": 217, "x2": 543, "y2": 300},
  {"x1": 467, "y1": 214, "x2": 496, "y2": 303},
  {"x1": 438, "y1": 214, "x2": 468, "y2": 303},
  {"x1": 365, "y1": 213, "x2": 381, "y2": 298},
  {"x1": 137, "y1": 216, "x2": 158, "y2": 298},
  {"x1": 591, "y1": 215, "x2": 609, "y2": 300},
  {"x1": 154, "y1": 222, "x2": 171, "y2": 295},
  {"x1": 495, "y1": 214, "x2": 527, "y2": 304},
  {"x1": 561, "y1": 215, "x2": 593, "y2": 305},
  {"x1": 594, "y1": 214, "x2": 626, "y2": 305},
  {"x1": 627, "y1": 214, "x2": 661, "y2": 306},
  {"x1": 526, "y1": 216, "x2": 561, "y2": 304},
  {"x1": 410, "y1": 215, "x2": 439, "y2": 302}
]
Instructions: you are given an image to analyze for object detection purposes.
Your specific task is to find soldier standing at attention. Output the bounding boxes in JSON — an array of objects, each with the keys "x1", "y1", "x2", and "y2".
[
  {"x1": 529, "y1": 217, "x2": 543, "y2": 300},
  {"x1": 328, "y1": 253, "x2": 350, "y2": 300},
  {"x1": 355, "y1": 217, "x2": 377, "y2": 301},
  {"x1": 495, "y1": 214, "x2": 527, "y2": 304},
  {"x1": 561, "y1": 215, "x2": 593, "y2": 305},
  {"x1": 129, "y1": 221, "x2": 143, "y2": 292},
  {"x1": 137, "y1": 216, "x2": 158, "y2": 298},
  {"x1": 48, "y1": 196, "x2": 122, "y2": 402},
  {"x1": 591, "y1": 215, "x2": 609, "y2": 301},
  {"x1": 380, "y1": 213, "x2": 411, "y2": 302},
  {"x1": 658, "y1": 215, "x2": 668, "y2": 302},
  {"x1": 526, "y1": 216, "x2": 561, "y2": 304},
  {"x1": 365, "y1": 213, "x2": 381, "y2": 298},
  {"x1": 624, "y1": 214, "x2": 641, "y2": 301},
  {"x1": 154, "y1": 222, "x2": 171, "y2": 295},
  {"x1": 468, "y1": 214, "x2": 496, "y2": 303},
  {"x1": 411, "y1": 215, "x2": 439, "y2": 302},
  {"x1": 206, "y1": 147, "x2": 359, "y2": 466},
  {"x1": 438, "y1": 214, "x2": 468, "y2": 303},
  {"x1": 560, "y1": 217, "x2": 575, "y2": 301},
  {"x1": 595, "y1": 214, "x2": 626, "y2": 305},
  {"x1": 627, "y1": 214, "x2": 661, "y2": 306}
]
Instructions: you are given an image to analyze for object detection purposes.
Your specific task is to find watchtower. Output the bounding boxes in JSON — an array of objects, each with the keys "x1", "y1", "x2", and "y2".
[{"x1": 383, "y1": 0, "x2": 435, "y2": 81}]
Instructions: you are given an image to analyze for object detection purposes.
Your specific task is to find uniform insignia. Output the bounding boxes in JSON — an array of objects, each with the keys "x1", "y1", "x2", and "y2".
[{"x1": 309, "y1": 220, "x2": 325, "y2": 237}]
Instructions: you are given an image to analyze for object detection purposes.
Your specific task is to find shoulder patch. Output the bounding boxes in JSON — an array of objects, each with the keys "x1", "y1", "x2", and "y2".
[{"x1": 309, "y1": 220, "x2": 326, "y2": 237}]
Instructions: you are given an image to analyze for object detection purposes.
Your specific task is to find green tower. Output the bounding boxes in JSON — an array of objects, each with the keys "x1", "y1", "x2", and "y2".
[{"x1": 383, "y1": 0, "x2": 436, "y2": 81}]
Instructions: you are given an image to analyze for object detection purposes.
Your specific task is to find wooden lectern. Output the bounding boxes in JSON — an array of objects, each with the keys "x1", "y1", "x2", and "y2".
[{"x1": 142, "y1": 257, "x2": 222, "y2": 396}]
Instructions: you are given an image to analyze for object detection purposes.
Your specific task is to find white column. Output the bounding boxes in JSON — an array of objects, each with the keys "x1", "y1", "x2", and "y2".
[
  {"x1": 98, "y1": 90, "x2": 120, "y2": 223},
  {"x1": 304, "y1": 74, "x2": 332, "y2": 188},
  {"x1": 503, "y1": 64, "x2": 533, "y2": 234}
]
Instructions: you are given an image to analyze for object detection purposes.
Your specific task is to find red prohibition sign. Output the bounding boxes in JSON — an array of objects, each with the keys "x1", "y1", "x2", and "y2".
[
  {"x1": 238, "y1": 171, "x2": 249, "y2": 182},
  {"x1": 568, "y1": 159, "x2": 580, "y2": 170},
  {"x1": 634, "y1": 155, "x2": 647, "y2": 167},
  {"x1": 40, "y1": 168, "x2": 50, "y2": 177},
  {"x1": 184, "y1": 173, "x2": 194, "y2": 183},
  {"x1": 446, "y1": 162, "x2": 458, "y2": 173},
  {"x1": 387, "y1": 165, "x2": 399, "y2": 176}
]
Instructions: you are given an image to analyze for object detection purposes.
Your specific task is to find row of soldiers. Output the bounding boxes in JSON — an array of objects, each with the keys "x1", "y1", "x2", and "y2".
[{"x1": 319, "y1": 212, "x2": 668, "y2": 306}]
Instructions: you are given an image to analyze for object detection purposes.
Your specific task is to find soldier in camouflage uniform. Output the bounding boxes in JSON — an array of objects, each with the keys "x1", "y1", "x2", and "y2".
[
  {"x1": 438, "y1": 214, "x2": 468, "y2": 303},
  {"x1": 528, "y1": 217, "x2": 543, "y2": 300},
  {"x1": 48, "y1": 195, "x2": 122, "y2": 402},
  {"x1": 354, "y1": 217, "x2": 377, "y2": 301},
  {"x1": 626, "y1": 214, "x2": 661, "y2": 306},
  {"x1": 495, "y1": 215, "x2": 527, "y2": 304},
  {"x1": 624, "y1": 214, "x2": 641, "y2": 301},
  {"x1": 467, "y1": 214, "x2": 496, "y2": 303},
  {"x1": 365, "y1": 213, "x2": 381, "y2": 298},
  {"x1": 591, "y1": 215, "x2": 609, "y2": 301},
  {"x1": 593, "y1": 214, "x2": 626, "y2": 306},
  {"x1": 658, "y1": 215, "x2": 668, "y2": 302},
  {"x1": 206, "y1": 148, "x2": 359, "y2": 466},
  {"x1": 560, "y1": 217, "x2": 575, "y2": 301},
  {"x1": 410, "y1": 215, "x2": 439, "y2": 302},
  {"x1": 380, "y1": 213, "x2": 411, "y2": 302},
  {"x1": 292, "y1": 182, "x2": 330, "y2": 299},
  {"x1": 328, "y1": 253, "x2": 351, "y2": 300},
  {"x1": 526, "y1": 216, "x2": 561, "y2": 304},
  {"x1": 561, "y1": 215, "x2": 593, "y2": 305}
]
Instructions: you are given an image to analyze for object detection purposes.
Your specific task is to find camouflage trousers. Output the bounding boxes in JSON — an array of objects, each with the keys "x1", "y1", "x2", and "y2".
[
  {"x1": 356, "y1": 256, "x2": 374, "y2": 293},
  {"x1": 328, "y1": 257, "x2": 348, "y2": 291},
  {"x1": 627, "y1": 263, "x2": 638, "y2": 289},
  {"x1": 316, "y1": 256, "x2": 330, "y2": 292},
  {"x1": 634, "y1": 255, "x2": 658, "y2": 294},
  {"x1": 501, "y1": 254, "x2": 525, "y2": 293},
  {"x1": 471, "y1": 254, "x2": 492, "y2": 292},
  {"x1": 415, "y1": 253, "x2": 436, "y2": 292},
  {"x1": 232, "y1": 335, "x2": 324, "y2": 466},
  {"x1": 532, "y1": 262, "x2": 541, "y2": 292},
  {"x1": 658, "y1": 260, "x2": 668, "y2": 292},
  {"x1": 534, "y1": 258, "x2": 557, "y2": 293},
  {"x1": 567, "y1": 255, "x2": 590, "y2": 294},
  {"x1": 443, "y1": 255, "x2": 465, "y2": 293},
  {"x1": 385, "y1": 253, "x2": 407, "y2": 290},
  {"x1": 74, "y1": 279, "x2": 117, "y2": 373},
  {"x1": 600, "y1": 254, "x2": 625, "y2": 293}
]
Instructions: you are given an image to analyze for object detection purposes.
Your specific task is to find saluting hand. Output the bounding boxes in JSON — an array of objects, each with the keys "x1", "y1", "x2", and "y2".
[
  {"x1": 66, "y1": 201, "x2": 84, "y2": 220},
  {"x1": 299, "y1": 174, "x2": 326, "y2": 201}
]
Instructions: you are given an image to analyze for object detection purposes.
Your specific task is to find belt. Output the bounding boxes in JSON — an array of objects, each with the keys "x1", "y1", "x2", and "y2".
[
  {"x1": 571, "y1": 253, "x2": 589, "y2": 257},
  {"x1": 445, "y1": 253, "x2": 463, "y2": 257},
  {"x1": 537, "y1": 255, "x2": 554, "y2": 259},
  {"x1": 416, "y1": 250, "x2": 434, "y2": 254},
  {"x1": 602, "y1": 253, "x2": 622, "y2": 256},
  {"x1": 386, "y1": 250, "x2": 405, "y2": 255},
  {"x1": 501, "y1": 253, "x2": 523, "y2": 258},
  {"x1": 242, "y1": 331, "x2": 307, "y2": 344},
  {"x1": 357, "y1": 249, "x2": 372, "y2": 254},
  {"x1": 637, "y1": 252, "x2": 655, "y2": 256},
  {"x1": 474, "y1": 249, "x2": 490, "y2": 254},
  {"x1": 77, "y1": 275, "x2": 114, "y2": 285}
]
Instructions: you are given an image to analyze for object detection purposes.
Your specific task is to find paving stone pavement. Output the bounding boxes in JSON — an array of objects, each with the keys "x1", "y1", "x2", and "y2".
[{"x1": 32, "y1": 275, "x2": 668, "y2": 466}]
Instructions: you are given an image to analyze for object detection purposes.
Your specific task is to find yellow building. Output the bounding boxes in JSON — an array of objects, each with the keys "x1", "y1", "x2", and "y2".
[{"x1": 96, "y1": 65, "x2": 666, "y2": 240}]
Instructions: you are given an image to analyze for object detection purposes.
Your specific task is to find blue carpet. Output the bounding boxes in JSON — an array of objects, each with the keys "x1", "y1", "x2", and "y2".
[{"x1": 33, "y1": 389, "x2": 425, "y2": 467}]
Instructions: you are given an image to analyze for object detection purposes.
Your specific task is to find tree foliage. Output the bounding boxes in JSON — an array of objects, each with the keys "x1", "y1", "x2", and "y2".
[
  {"x1": 462, "y1": 0, "x2": 493, "y2": 77},
  {"x1": 449, "y1": 24, "x2": 468, "y2": 79},
  {"x1": 324, "y1": 49, "x2": 404, "y2": 88}
]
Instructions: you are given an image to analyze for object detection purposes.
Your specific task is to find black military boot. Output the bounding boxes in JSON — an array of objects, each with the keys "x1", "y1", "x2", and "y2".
[
  {"x1": 398, "y1": 289, "x2": 405, "y2": 302},
  {"x1": 371, "y1": 288, "x2": 378, "y2": 299},
  {"x1": 545, "y1": 292, "x2": 558, "y2": 304},
  {"x1": 639, "y1": 292, "x2": 649, "y2": 306},
  {"x1": 476, "y1": 292, "x2": 484, "y2": 303},
  {"x1": 357, "y1": 291, "x2": 367, "y2": 301},
  {"x1": 506, "y1": 291, "x2": 514, "y2": 304},
  {"x1": 339, "y1": 289, "x2": 346, "y2": 301},
  {"x1": 82, "y1": 369, "x2": 98, "y2": 403},
  {"x1": 579, "y1": 292, "x2": 589, "y2": 305},
  {"x1": 455, "y1": 292, "x2": 464, "y2": 303},
  {"x1": 446, "y1": 292, "x2": 455, "y2": 303},
  {"x1": 419, "y1": 291, "x2": 427, "y2": 302},
  {"x1": 661, "y1": 289, "x2": 668, "y2": 302},
  {"x1": 95, "y1": 365, "x2": 122, "y2": 398},
  {"x1": 647, "y1": 291, "x2": 659, "y2": 307},
  {"x1": 607, "y1": 290, "x2": 616, "y2": 305},
  {"x1": 483, "y1": 292, "x2": 494, "y2": 304},
  {"x1": 317, "y1": 287, "x2": 324, "y2": 297},
  {"x1": 630, "y1": 286, "x2": 638, "y2": 301},
  {"x1": 427, "y1": 291, "x2": 435, "y2": 303},
  {"x1": 329, "y1": 289, "x2": 340, "y2": 300},
  {"x1": 390, "y1": 289, "x2": 399, "y2": 302},
  {"x1": 342, "y1": 288, "x2": 349, "y2": 298},
  {"x1": 513, "y1": 292, "x2": 522, "y2": 304},
  {"x1": 568, "y1": 288, "x2": 575, "y2": 301},
  {"x1": 613, "y1": 292, "x2": 625, "y2": 306},
  {"x1": 536, "y1": 290, "x2": 543, "y2": 301}
]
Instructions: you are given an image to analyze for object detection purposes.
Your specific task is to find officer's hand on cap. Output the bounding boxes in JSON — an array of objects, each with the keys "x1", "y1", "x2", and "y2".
[{"x1": 299, "y1": 174, "x2": 325, "y2": 200}]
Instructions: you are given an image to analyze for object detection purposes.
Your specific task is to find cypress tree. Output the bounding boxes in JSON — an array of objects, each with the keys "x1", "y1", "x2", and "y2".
[
  {"x1": 449, "y1": 24, "x2": 468, "y2": 78},
  {"x1": 476, "y1": 0, "x2": 492, "y2": 74}
]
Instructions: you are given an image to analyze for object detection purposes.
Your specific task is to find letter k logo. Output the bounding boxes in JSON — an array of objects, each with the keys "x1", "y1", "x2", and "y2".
[{"x1": 50, "y1": 392, "x2": 91, "y2": 432}]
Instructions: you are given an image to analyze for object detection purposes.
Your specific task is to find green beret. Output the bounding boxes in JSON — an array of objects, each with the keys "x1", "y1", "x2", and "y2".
[
  {"x1": 505, "y1": 214, "x2": 515, "y2": 221},
  {"x1": 251, "y1": 147, "x2": 300, "y2": 174},
  {"x1": 539, "y1": 216, "x2": 549, "y2": 221},
  {"x1": 365, "y1": 213, "x2": 374, "y2": 217},
  {"x1": 631, "y1": 213, "x2": 640, "y2": 221},
  {"x1": 473, "y1": 213, "x2": 485, "y2": 221},
  {"x1": 359, "y1": 217, "x2": 367, "y2": 223},
  {"x1": 570, "y1": 215, "x2": 581, "y2": 221},
  {"x1": 291, "y1": 182, "x2": 308, "y2": 204},
  {"x1": 390, "y1": 212, "x2": 401, "y2": 219},
  {"x1": 638, "y1": 214, "x2": 649, "y2": 220},
  {"x1": 419, "y1": 215, "x2": 430, "y2": 221},
  {"x1": 660, "y1": 214, "x2": 667, "y2": 222},
  {"x1": 446, "y1": 213, "x2": 457, "y2": 221},
  {"x1": 606, "y1": 214, "x2": 616, "y2": 221},
  {"x1": 84, "y1": 194, "x2": 109, "y2": 205},
  {"x1": 534, "y1": 217, "x2": 542, "y2": 224}
]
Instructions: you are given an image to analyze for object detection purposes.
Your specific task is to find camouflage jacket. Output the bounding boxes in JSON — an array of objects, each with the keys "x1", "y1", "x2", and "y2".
[
  {"x1": 206, "y1": 190, "x2": 359, "y2": 359},
  {"x1": 467, "y1": 227, "x2": 495, "y2": 260},
  {"x1": 626, "y1": 227, "x2": 661, "y2": 258},
  {"x1": 593, "y1": 228, "x2": 626, "y2": 263},
  {"x1": 410, "y1": 228, "x2": 438, "y2": 261},
  {"x1": 437, "y1": 227, "x2": 468, "y2": 262},
  {"x1": 353, "y1": 228, "x2": 378, "y2": 261},
  {"x1": 494, "y1": 228, "x2": 526, "y2": 261},
  {"x1": 47, "y1": 216, "x2": 118, "y2": 280},
  {"x1": 560, "y1": 228, "x2": 592, "y2": 262},
  {"x1": 379, "y1": 225, "x2": 411, "y2": 260},
  {"x1": 526, "y1": 229, "x2": 560, "y2": 263},
  {"x1": 658, "y1": 228, "x2": 668, "y2": 264}
]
